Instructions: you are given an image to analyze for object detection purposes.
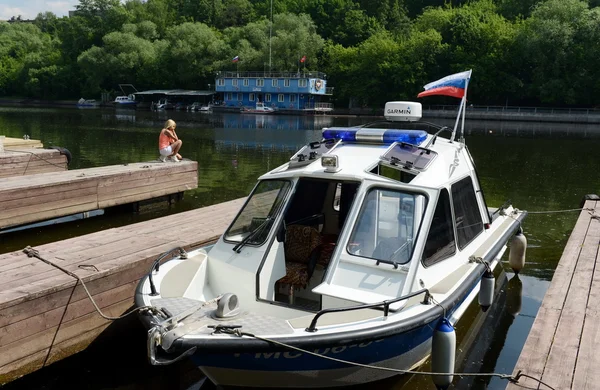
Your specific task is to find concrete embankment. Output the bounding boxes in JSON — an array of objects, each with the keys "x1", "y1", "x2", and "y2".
[
  {"x1": 2, "y1": 99, "x2": 599, "y2": 123},
  {"x1": 333, "y1": 106, "x2": 600, "y2": 124}
]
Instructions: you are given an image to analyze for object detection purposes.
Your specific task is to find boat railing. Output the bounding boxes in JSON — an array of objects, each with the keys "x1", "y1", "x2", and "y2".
[
  {"x1": 218, "y1": 71, "x2": 327, "y2": 79},
  {"x1": 304, "y1": 288, "x2": 431, "y2": 332}
]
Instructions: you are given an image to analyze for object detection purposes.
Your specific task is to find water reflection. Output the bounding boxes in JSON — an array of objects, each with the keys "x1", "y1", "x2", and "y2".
[
  {"x1": 0, "y1": 106, "x2": 596, "y2": 390},
  {"x1": 453, "y1": 272, "x2": 524, "y2": 389}
]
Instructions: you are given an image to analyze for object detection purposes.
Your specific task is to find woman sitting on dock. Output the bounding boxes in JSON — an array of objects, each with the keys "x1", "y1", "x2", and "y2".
[{"x1": 158, "y1": 119, "x2": 182, "y2": 162}]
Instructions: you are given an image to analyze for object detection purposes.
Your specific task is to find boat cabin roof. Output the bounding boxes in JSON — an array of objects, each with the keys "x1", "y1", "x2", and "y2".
[{"x1": 262, "y1": 127, "x2": 472, "y2": 190}]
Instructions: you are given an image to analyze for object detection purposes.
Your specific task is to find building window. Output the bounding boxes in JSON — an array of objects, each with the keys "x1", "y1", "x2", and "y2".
[
  {"x1": 249, "y1": 93, "x2": 255, "y2": 102},
  {"x1": 226, "y1": 93, "x2": 232, "y2": 100},
  {"x1": 218, "y1": 79, "x2": 225, "y2": 86},
  {"x1": 272, "y1": 79, "x2": 278, "y2": 87},
  {"x1": 243, "y1": 79, "x2": 249, "y2": 86},
  {"x1": 451, "y1": 177, "x2": 484, "y2": 249},
  {"x1": 299, "y1": 79, "x2": 307, "y2": 87},
  {"x1": 290, "y1": 94, "x2": 296, "y2": 103},
  {"x1": 266, "y1": 93, "x2": 271, "y2": 102},
  {"x1": 232, "y1": 79, "x2": 238, "y2": 86},
  {"x1": 237, "y1": 93, "x2": 242, "y2": 101},
  {"x1": 278, "y1": 94, "x2": 284, "y2": 102},
  {"x1": 257, "y1": 79, "x2": 264, "y2": 87},
  {"x1": 423, "y1": 189, "x2": 456, "y2": 267},
  {"x1": 284, "y1": 79, "x2": 290, "y2": 87}
]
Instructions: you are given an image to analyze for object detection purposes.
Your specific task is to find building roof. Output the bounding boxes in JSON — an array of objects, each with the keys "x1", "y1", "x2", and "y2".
[{"x1": 135, "y1": 89, "x2": 213, "y2": 96}]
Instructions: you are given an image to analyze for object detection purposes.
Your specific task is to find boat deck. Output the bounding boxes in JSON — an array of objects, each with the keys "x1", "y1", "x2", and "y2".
[
  {"x1": 0, "y1": 160, "x2": 197, "y2": 230},
  {"x1": 0, "y1": 197, "x2": 245, "y2": 385},
  {"x1": 507, "y1": 198, "x2": 600, "y2": 390}
]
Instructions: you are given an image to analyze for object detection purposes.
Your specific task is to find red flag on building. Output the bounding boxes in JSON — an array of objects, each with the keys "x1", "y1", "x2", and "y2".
[{"x1": 300, "y1": 55, "x2": 306, "y2": 63}]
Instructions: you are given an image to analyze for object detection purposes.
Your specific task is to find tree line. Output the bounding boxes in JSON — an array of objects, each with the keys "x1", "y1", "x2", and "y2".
[{"x1": 1, "y1": 0, "x2": 599, "y2": 107}]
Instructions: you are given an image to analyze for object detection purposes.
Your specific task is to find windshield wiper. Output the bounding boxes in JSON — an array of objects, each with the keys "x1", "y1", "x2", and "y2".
[{"x1": 232, "y1": 217, "x2": 273, "y2": 253}]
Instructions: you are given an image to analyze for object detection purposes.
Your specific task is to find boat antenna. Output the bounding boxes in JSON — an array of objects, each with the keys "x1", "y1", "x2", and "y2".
[{"x1": 269, "y1": 0, "x2": 273, "y2": 74}]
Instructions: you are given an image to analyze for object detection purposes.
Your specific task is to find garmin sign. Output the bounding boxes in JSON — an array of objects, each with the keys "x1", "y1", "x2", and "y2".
[
  {"x1": 384, "y1": 101, "x2": 422, "y2": 122},
  {"x1": 387, "y1": 107, "x2": 412, "y2": 115}
]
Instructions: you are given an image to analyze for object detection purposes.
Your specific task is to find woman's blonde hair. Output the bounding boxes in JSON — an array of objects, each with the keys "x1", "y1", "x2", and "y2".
[{"x1": 164, "y1": 119, "x2": 176, "y2": 130}]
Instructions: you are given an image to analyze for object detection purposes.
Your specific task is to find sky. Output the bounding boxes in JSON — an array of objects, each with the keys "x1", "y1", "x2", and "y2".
[{"x1": 0, "y1": 0, "x2": 80, "y2": 20}]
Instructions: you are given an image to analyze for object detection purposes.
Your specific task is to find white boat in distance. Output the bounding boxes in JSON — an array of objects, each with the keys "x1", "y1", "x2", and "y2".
[
  {"x1": 135, "y1": 90, "x2": 527, "y2": 388},
  {"x1": 241, "y1": 101, "x2": 275, "y2": 114},
  {"x1": 113, "y1": 94, "x2": 137, "y2": 107},
  {"x1": 76, "y1": 98, "x2": 99, "y2": 108}
]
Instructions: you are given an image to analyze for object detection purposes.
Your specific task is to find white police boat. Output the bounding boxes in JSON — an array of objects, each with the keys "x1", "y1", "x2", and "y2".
[{"x1": 135, "y1": 99, "x2": 527, "y2": 388}]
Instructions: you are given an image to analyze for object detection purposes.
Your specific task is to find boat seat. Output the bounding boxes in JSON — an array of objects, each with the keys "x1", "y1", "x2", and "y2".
[
  {"x1": 317, "y1": 234, "x2": 337, "y2": 268},
  {"x1": 277, "y1": 225, "x2": 322, "y2": 303}
]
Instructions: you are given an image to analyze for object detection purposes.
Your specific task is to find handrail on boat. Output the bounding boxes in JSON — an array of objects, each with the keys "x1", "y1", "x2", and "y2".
[{"x1": 305, "y1": 288, "x2": 431, "y2": 332}]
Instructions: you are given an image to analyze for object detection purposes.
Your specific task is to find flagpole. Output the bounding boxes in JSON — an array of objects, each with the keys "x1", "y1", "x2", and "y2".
[
  {"x1": 459, "y1": 70, "x2": 472, "y2": 142},
  {"x1": 269, "y1": 0, "x2": 273, "y2": 73},
  {"x1": 451, "y1": 98, "x2": 464, "y2": 142}
]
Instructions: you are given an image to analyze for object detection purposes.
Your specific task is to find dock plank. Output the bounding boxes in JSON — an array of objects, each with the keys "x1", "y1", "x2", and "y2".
[
  {"x1": 0, "y1": 196, "x2": 245, "y2": 384},
  {"x1": 507, "y1": 200, "x2": 600, "y2": 390},
  {"x1": 540, "y1": 207, "x2": 600, "y2": 388},
  {"x1": 0, "y1": 161, "x2": 198, "y2": 230}
]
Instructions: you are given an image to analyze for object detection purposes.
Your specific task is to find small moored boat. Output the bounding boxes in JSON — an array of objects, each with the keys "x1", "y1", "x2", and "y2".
[
  {"x1": 76, "y1": 98, "x2": 99, "y2": 108},
  {"x1": 113, "y1": 94, "x2": 137, "y2": 107},
  {"x1": 135, "y1": 71, "x2": 527, "y2": 388},
  {"x1": 241, "y1": 101, "x2": 275, "y2": 114}
]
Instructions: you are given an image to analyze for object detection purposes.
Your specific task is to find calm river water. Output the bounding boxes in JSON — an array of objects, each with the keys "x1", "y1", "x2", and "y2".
[{"x1": 1, "y1": 106, "x2": 599, "y2": 390}]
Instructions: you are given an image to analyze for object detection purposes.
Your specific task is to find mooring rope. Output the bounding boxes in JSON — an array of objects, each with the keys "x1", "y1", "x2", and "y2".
[
  {"x1": 5, "y1": 148, "x2": 67, "y2": 175},
  {"x1": 217, "y1": 328, "x2": 556, "y2": 390},
  {"x1": 526, "y1": 207, "x2": 595, "y2": 214},
  {"x1": 23, "y1": 246, "x2": 155, "y2": 320}
]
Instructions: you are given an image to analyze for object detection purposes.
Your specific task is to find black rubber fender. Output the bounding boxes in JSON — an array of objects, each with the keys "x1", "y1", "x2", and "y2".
[{"x1": 49, "y1": 146, "x2": 72, "y2": 165}]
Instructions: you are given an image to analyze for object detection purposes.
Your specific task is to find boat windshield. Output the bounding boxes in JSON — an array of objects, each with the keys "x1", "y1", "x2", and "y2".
[
  {"x1": 224, "y1": 180, "x2": 290, "y2": 245},
  {"x1": 347, "y1": 188, "x2": 427, "y2": 265}
]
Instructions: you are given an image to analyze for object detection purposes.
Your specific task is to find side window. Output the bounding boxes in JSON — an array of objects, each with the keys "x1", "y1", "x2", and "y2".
[
  {"x1": 423, "y1": 189, "x2": 456, "y2": 267},
  {"x1": 348, "y1": 189, "x2": 426, "y2": 265},
  {"x1": 452, "y1": 176, "x2": 483, "y2": 249}
]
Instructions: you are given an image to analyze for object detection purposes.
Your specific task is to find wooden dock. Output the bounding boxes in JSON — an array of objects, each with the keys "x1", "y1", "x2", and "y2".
[
  {"x1": 2, "y1": 137, "x2": 44, "y2": 149},
  {"x1": 0, "y1": 197, "x2": 245, "y2": 385},
  {"x1": 0, "y1": 160, "x2": 198, "y2": 230},
  {"x1": 507, "y1": 199, "x2": 600, "y2": 390},
  {"x1": 0, "y1": 148, "x2": 68, "y2": 178}
]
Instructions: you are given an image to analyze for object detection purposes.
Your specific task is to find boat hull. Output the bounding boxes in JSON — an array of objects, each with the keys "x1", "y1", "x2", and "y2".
[{"x1": 191, "y1": 322, "x2": 435, "y2": 388}]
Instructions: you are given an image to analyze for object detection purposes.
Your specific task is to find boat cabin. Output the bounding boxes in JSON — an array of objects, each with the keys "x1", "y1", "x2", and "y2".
[{"x1": 204, "y1": 101, "x2": 490, "y2": 312}]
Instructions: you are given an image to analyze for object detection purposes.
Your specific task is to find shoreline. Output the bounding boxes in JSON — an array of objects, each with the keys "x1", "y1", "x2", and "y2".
[{"x1": 2, "y1": 99, "x2": 600, "y2": 124}]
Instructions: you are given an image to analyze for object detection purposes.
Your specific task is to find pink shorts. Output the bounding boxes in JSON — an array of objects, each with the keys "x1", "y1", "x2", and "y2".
[{"x1": 159, "y1": 145, "x2": 172, "y2": 156}]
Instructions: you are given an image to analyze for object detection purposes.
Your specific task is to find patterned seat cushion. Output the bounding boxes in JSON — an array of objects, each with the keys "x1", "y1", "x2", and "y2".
[
  {"x1": 277, "y1": 225, "x2": 323, "y2": 288},
  {"x1": 277, "y1": 261, "x2": 310, "y2": 287},
  {"x1": 284, "y1": 225, "x2": 322, "y2": 264}
]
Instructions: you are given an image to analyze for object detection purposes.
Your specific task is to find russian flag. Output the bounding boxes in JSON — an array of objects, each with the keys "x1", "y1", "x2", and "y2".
[
  {"x1": 417, "y1": 70, "x2": 472, "y2": 99},
  {"x1": 232, "y1": 56, "x2": 239, "y2": 63}
]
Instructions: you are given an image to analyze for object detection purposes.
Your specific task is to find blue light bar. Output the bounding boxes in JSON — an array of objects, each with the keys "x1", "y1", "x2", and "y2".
[{"x1": 322, "y1": 128, "x2": 428, "y2": 146}]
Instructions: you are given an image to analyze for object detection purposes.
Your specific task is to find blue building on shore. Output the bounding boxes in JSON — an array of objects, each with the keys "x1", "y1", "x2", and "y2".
[{"x1": 213, "y1": 71, "x2": 334, "y2": 113}]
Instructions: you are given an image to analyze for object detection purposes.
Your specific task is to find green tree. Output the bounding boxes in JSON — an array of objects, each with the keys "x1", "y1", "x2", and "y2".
[
  {"x1": 163, "y1": 22, "x2": 228, "y2": 86},
  {"x1": 515, "y1": 0, "x2": 600, "y2": 105},
  {"x1": 0, "y1": 22, "x2": 64, "y2": 98}
]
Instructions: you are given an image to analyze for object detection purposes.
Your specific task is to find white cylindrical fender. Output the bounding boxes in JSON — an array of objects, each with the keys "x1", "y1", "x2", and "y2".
[
  {"x1": 432, "y1": 318, "x2": 455, "y2": 389},
  {"x1": 478, "y1": 269, "x2": 495, "y2": 312},
  {"x1": 509, "y1": 231, "x2": 527, "y2": 274}
]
